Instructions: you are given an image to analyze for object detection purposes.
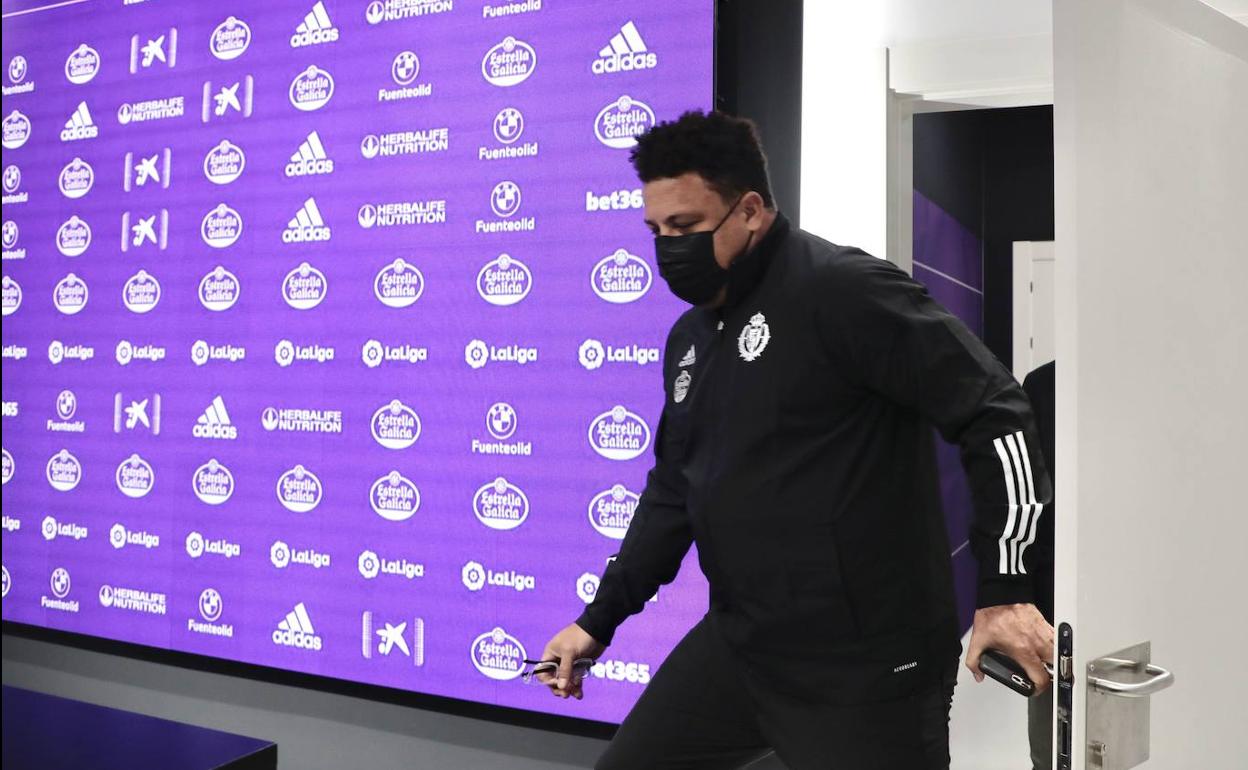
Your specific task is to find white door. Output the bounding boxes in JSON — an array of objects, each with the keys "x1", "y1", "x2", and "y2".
[
  {"x1": 1013, "y1": 241, "x2": 1057, "y2": 379},
  {"x1": 1053, "y1": 1, "x2": 1248, "y2": 768}
]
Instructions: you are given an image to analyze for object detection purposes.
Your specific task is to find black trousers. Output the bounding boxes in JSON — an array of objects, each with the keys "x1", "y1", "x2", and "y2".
[{"x1": 596, "y1": 615, "x2": 957, "y2": 770}]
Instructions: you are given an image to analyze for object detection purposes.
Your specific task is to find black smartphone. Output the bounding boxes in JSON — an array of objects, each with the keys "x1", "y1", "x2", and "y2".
[{"x1": 980, "y1": 648, "x2": 1053, "y2": 697}]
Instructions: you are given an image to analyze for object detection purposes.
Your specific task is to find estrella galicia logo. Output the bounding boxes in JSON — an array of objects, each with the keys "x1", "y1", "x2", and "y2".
[
  {"x1": 210, "y1": 16, "x2": 252, "y2": 61},
  {"x1": 470, "y1": 627, "x2": 526, "y2": 681},
  {"x1": 2, "y1": 110, "x2": 32, "y2": 149},
  {"x1": 46, "y1": 448, "x2": 82, "y2": 491},
  {"x1": 473, "y1": 477, "x2": 530, "y2": 531},
  {"x1": 122, "y1": 269, "x2": 161, "y2": 314},
  {"x1": 588, "y1": 406, "x2": 652, "y2": 460},
  {"x1": 373, "y1": 258, "x2": 424, "y2": 308},
  {"x1": 276, "y1": 464, "x2": 322, "y2": 513},
  {"x1": 56, "y1": 216, "x2": 92, "y2": 257},
  {"x1": 65, "y1": 44, "x2": 101, "y2": 85},
  {"x1": 289, "y1": 65, "x2": 334, "y2": 111},
  {"x1": 58, "y1": 157, "x2": 94, "y2": 199},
  {"x1": 3, "y1": 275, "x2": 23, "y2": 317},
  {"x1": 482, "y1": 37, "x2": 536, "y2": 87},
  {"x1": 203, "y1": 139, "x2": 245, "y2": 184},
  {"x1": 52, "y1": 273, "x2": 89, "y2": 315},
  {"x1": 115, "y1": 453, "x2": 155, "y2": 498},
  {"x1": 201, "y1": 203, "x2": 243, "y2": 248},
  {"x1": 591, "y1": 248, "x2": 653, "y2": 303},
  {"x1": 282, "y1": 262, "x2": 328, "y2": 310},
  {"x1": 371, "y1": 399, "x2": 421, "y2": 450},
  {"x1": 198, "y1": 266, "x2": 241, "y2": 311},
  {"x1": 192, "y1": 459, "x2": 234, "y2": 505},
  {"x1": 369, "y1": 471, "x2": 420, "y2": 522},
  {"x1": 476, "y1": 254, "x2": 532, "y2": 306},
  {"x1": 589, "y1": 484, "x2": 640, "y2": 539},
  {"x1": 594, "y1": 95, "x2": 656, "y2": 149}
]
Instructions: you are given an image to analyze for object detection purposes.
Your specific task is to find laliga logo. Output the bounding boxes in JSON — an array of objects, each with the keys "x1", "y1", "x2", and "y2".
[
  {"x1": 471, "y1": 627, "x2": 527, "y2": 681},
  {"x1": 369, "y1": 470, "x2": 420, "y2": 522},
  {"x1": 64, "y1": 44, "x2": 100, "y2": 84},
  {"x1": 476, "y1": 254, "x2": 532, "y2": 306},
  {"x1": 270, "y1": 541, "x2": 291, "y2": 568},
  {"x1": 276, "y1": 464, "x2": 322, "y2": 513},
  {"x1": 203, "y1": 139, "x2": 245, "y2": 185},
  {"x1": 46, "y1": 448, "x2": 82, "y2": 491},
  {"x1": 577, "y1": 572, "x2": 601, "y2": 604},
  {"x1": 461, "y1": 561, "x2": 487, "y2": 591},
  {"x1": 210, "y1": 16, "x2": 252, "y2": 61},
  {"x1": 481, "y1": 36, "x2": 536, "y2": 87},
  {"x1": 358, "y1": 550, "x2": 381, "y2": 579},
  {"x1": 52, "y1": 273, "x2": 88, "y2": 315},
  {"x1": 198, "y1": 266, "x2": 241, "y2": 311},
  {"x1": 371, "y1": 399, "x2": 421, "y2": 450},
  {"x1": 588, "y1": 406, "x2": 652, "y2": 461},
  {"x1": 58, "y1": 157, "x2": 94, "y2": 199},
  {"x1": 122, "y1": 269, "x2": 161, "y2": 314},
  {"x1": 2, "y1": 110, "x2": 32, "y2": 149},
  {"x1": 473, "y1": 477, "x2": 530, "y2": 531},
  {"x1": 579, "y1": 339, "x2": 605, "y2": 370},
  {"x1": 56, "y1": 215, "x2": 92, "y2": 257},
  {"x1": 373, "y1": 258, "x2": 424, "y2": 308},
  {"x1": 2, "y1": 275, "x2": 21, "y2": 317},
  {"x1": 115, "y1": 453, "x2": 155, "y2": 498},
  {"x1": 589, "y1": 484, "x2": 640, "y2": 539},
  {"x1": 201, "y1": 203, "x2": 243, "y2": 248},
  {"x1": 594, "y1": 95, "x2": 656, "y2": 149},
  {"x1": 192, "y1": 459, "x2": 234, "y2": 505},
  {"x1": 592, "y1": 248, "x2": 653, "y2": 303},
  {"x1": 282, "y1": 262, "x2": 328, "y2": 310},
  {"x1": 289, "y1": 65, "x2": 334, "y2": 111}
]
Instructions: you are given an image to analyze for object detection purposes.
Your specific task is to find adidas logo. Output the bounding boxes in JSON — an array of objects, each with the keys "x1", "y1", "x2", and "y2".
[
  {"x1": 273, "y1": 602, "x2": 323, "y2": 650},
  {"x1": 285, "y1": 131, "x2": 334, "y2": 177},
  {"x1": 192, "y1": 395, "x2": 237, "y2": 440},
  {"x1": 291, "y1": 2, "x2": 339, "y2": 48},
  {"x1": 592, "y1": 21, "x2": 657, "y2": 75},
  {"x1": 60, "y1": 101, "x2": 99, "y2": 142},
  {"x1": 678, "y1": 345, "x2": 696, "y2": 368},
  {"x1": 282, "y1": 197, "x2": 331, "y2": 243}
]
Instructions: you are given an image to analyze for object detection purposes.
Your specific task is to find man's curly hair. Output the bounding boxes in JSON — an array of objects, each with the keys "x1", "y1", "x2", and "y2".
[{"x1": 629, "y1": 110, "x2": 776, "y2": 208}]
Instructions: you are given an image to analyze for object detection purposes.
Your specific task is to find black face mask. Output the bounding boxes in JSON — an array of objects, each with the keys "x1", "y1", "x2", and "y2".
[{"x1": 654, "y1": 196, "x2": 751, "y2": 306}]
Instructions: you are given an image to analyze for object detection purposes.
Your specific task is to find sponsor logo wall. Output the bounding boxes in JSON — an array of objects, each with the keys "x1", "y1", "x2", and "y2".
[{"x1": 0, "y1": 0, "x2": 711, "y2": 724}]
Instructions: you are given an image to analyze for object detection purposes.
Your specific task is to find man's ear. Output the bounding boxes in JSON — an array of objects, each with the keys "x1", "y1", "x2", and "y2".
[{"x1": 742, "y1": 191, "x2": 766, "y2": 227}]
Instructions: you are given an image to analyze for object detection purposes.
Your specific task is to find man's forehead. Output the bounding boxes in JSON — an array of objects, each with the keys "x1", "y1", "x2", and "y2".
[{"x1": 643, "y1": 174, "x2": 720, "y2": 221}]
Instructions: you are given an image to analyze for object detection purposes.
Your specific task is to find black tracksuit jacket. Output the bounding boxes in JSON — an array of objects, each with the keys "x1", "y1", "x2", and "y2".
[{"x1": 576, "y1": 213, "x2": 1053, "y2": 705}]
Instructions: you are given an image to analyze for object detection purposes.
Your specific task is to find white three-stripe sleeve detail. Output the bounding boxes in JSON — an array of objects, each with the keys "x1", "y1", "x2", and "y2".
[
  {"x1": 1005, "y1": 433, "x2": 1033, "y2": 575},
  {"x1": 993, "y1": 437, "x2": 1021, "y2": 575},
  {"x1": 1015, "y1": 430, "x2": 1043, "y2": 571}
]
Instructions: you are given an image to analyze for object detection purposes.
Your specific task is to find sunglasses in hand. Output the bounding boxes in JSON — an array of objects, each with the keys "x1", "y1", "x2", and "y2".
[{"x1": 520, "y1": 658, "x2": 596, "y2": 686}]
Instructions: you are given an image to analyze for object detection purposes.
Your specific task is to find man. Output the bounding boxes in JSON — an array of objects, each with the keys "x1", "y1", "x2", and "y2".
[{"x1": 537, "y1": 111, "x2": 1053, "y2": 769}]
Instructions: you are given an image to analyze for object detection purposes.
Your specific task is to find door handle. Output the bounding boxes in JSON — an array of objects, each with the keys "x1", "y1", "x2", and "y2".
[{"x1": 1088, "y1": 657, "x2": 1175, "y2": 698}]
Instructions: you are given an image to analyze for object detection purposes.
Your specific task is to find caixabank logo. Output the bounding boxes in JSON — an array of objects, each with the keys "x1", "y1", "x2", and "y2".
[
  {"x1": 129, "y1": 28, "x2": 178, "y2": 74},
  {"x1": 202, "y1": 76, "x2": 255, "y2": 122},
  {"x1": 124, "y1": 149, "x2": 172, "y2": 192},
  {"x1": 373, "y1": 258, "x2": 424, "y2": 308}
]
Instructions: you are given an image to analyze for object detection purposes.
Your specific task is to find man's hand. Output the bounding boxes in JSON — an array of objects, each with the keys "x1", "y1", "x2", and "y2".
[
  {"x1": 538, "y1": 622, "x2": 607, "y2": 700},
  {"x1": 966, "y1": 603, "x2": 1054, "y2": 693}
]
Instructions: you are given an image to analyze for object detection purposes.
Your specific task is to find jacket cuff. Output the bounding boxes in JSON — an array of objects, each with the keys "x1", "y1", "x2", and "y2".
[
  {"x1": 975, "y1": 575, "x2": 1035, "y2": 609},
  {"x1": 574, "y1": 608, "x2": 615, "y2": 647}
]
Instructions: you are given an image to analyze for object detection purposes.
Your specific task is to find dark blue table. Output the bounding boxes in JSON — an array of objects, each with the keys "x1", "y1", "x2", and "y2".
[{"x1": 2, "y1": 686, "x2": 277, "y2": 770}]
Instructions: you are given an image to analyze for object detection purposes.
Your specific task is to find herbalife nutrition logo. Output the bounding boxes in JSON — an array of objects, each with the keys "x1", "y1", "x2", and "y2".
[
  {"x1": 292, "y1": 2, "x2": 340, "y2": 47},
  {"x1": 286, "y1": 131, "x2": 334, "y2": 177},
  {"x1": 592, "y1": 21, "x2": 657, "y2": 75},
  {"x1": 60, "y1": 101, "x2": 98, "y2": 142},
  {"x1": 194, "y1": 396, "x2": 237, "y2": 440}
]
